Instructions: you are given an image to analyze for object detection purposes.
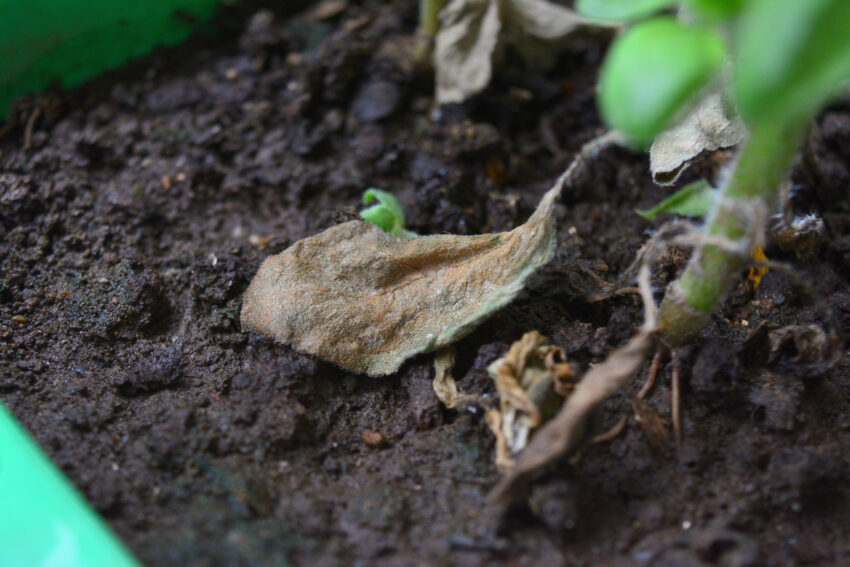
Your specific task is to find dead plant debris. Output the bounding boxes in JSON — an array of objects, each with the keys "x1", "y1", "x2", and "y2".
[
  {"x1": 489, "y1": 264, "x2": 659, "y2": 505},
  {"x1": 649, "y1": 91, "x2": 745, "y2": 186},
  {"x1": 489, "y1": 328, "x2": 655, "y2": 505},
  {"x1": 432, "y1": 347, "x2": 482, "y2": 409},
  {"x1": 241, "y1": 175, "x2": 566, "y2": 376},
  {"x1": 485, "y1": 331, "x2": 576, "y2": 471},
  {"x1": 434, "y1": 0, "x2": 592, "y2": 104}
]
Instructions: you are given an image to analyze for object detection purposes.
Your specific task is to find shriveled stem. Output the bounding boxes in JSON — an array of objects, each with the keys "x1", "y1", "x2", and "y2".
[{"x1": 658, "y1": 120, "x2": 805, "y2": 344}]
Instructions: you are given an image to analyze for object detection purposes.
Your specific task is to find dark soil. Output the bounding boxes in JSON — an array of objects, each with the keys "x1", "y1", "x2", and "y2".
[{"x1": 3, "y1": 2, "x2": 850, "y2": 565}]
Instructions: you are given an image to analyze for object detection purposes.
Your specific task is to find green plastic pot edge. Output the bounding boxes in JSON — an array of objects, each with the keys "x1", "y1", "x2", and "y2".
[
  {"x1": 0, "y1": 0, "x2": 222, "y2": 117},
  {"x1": 0, "y1": 403, "x2": 141, "y2": 567}
]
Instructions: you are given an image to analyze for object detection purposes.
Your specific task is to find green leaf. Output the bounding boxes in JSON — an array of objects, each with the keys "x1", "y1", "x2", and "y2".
[
  {"x1": 576, "y1": 0, "x2": 675, "y2": 22},
  {"x1": 361, "y1": 188, "x2": 416, "y2": 238},
  {"x1": 599, "y1": 17, "x2": 726, "y2": 147},
  {"x1": 683, "y1": 0, "x2": 744, "y2": 21},
  {"x1": 735, "y1": 0, "x2": 850, "y2": 126},
  {"x1": 637, "y1": 179, "x2": 717, "y2": 220}
]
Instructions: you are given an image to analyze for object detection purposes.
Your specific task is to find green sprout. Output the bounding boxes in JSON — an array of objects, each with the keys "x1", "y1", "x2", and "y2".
[
  {"x1": 360, "y1": 188, "x2": 418, "y2": 239},
  {"x1": 580, "y1": 0, "x2": 850, "y2": 343}
]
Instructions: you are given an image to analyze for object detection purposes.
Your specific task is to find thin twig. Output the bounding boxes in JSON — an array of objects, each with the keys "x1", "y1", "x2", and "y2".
[
  {"x1": 671, "y1": 360, "x2": 682, "y2": 448},
  {"x1": 23, "y1": 106, "x2": 41, "y2": 153},
  {"x1": 589, "y1": 416, "x2": 628, "y2": 445},
  {"x1": 638, "y1": 348, "x2": 664, "y2": 399}
]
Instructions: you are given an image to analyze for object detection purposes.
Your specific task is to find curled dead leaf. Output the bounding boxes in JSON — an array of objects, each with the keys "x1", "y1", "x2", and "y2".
[
  {"x1": 241, "y1": 175, "x2": 566, "y2": 376},
  {"x1": 434, "y1": 0, "x2": 593, "y2": 104},
  {"x1": 489, "y1": 328, "x2": 655, "y2": 505},
  {"x1": 435, "y1": 0, "x2": 502, "y2": 104},
  {"x1": 432, "y1": 347, "x2": 481, "y2": 408},
  {"x1": 503, "y1": 0, "x2": 589, "y2": 67},
  {"x1": 650, "y1": 92, "x2": 746, "y2": 186},
  {"x1": 486, "y1": 331, "x2": 576, "y2": 471}
]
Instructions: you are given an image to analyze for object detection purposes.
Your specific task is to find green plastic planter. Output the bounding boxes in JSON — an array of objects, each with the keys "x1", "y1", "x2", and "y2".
[
  {"x1": 1, "y1": 2, "x2": 224, "y2": 562},
  {"x1": 0, "y1": 403, "x2": 141, "y2": 566},
  {"x1": 0, "y1": 0, "x2": 222, "y2": 116}
]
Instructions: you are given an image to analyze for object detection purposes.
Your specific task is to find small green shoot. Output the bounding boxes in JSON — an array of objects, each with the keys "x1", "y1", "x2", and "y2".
[
  {"x1": 360, "y1": 188, "x2": 418, "y2": 239},
  {"x1": 637, "y1": 180, "x2": 716, "y2": 221}
]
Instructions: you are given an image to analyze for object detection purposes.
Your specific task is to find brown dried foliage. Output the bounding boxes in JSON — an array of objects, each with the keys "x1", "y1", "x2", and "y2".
[{"x1": 241, "y1": 180, "x2": 564, "y2": 376}]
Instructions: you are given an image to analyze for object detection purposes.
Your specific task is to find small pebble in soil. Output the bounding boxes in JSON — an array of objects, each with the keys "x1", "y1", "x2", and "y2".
[
  {"x1": 351, "y1": 80, "x2": 401, "y2": 122},
  {"x1": 361, "y1": 429, "x2": 388, "y2": 448},
  {"x1": 11, "y1": 315, "x2": 27, "y2": 323}
]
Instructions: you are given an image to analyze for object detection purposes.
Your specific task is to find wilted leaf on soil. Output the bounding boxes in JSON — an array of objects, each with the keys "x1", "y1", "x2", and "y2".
[
  {"x1": 434, "y1": 0, "x2": 591, "y2": 104},
  {"x1": 485, "y1": 331, "x2": 576, "y2": 471},
  {"x1": 241, "y1": 176, "x2": 566, "y2": 377},
  {"x1": 503, "y1": 0, "x2": 589, "y2": 67},
  {"x1": 490, "y1": 329, "x2": 654, "y2": 505},
  {"x1": 432, "y1": 347, "x2": 481, "y2": 408},
  {"x1": 649, "y1": 91, "x2": 745, "y2": 185},
  {"x1": 434, "y1": 0, "x2": 501, "y2": 104}
]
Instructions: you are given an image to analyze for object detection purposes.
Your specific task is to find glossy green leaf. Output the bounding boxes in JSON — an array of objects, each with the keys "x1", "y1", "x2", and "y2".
[
  {"x1": 735, "y1": 0, "x2": 850, "y2": 125},
  {"x1": 599, "y1": 17, "x2": 726, "y2": 147},
  {"x1": 576, "y1": 0, "x2": 675, "y2": 22},
  {"x1": 683, "y1": 0, "x2": 744, "y2": 21},
  {"x1": 361, "y1": 188, "x2": 416, "y2": 238},
  {"x1": 637, "y1": 179, "x2": 717, "y2": 220}
]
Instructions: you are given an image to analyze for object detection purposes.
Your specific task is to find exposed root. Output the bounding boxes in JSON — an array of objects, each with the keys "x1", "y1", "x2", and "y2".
[
  {"x1": 631, "y1": 394, "x2": 670, "y2": 457},
  {"x1": 638, "y1": 348, "x2": 665, "y2": 400},
  {"x1": 589, "y1": 416, "x2": 628, "y2": 445},
  {"x1": 671, "y1": 359, "x2": 682, "y2": 448}
]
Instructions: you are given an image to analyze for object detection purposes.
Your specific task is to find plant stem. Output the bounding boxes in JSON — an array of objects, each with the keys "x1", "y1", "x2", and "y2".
[
  {"x1": 658, "y1": 119, "x2": 805, "y2": 344},
  {"x1": 419, "y1": 0, "x2": 447, "y2": 38}
]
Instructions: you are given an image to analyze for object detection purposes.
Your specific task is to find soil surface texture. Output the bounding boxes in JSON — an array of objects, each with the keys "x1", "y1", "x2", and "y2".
[{"x1": 2, "y1": 1, "x2": 850, "y2": 565}]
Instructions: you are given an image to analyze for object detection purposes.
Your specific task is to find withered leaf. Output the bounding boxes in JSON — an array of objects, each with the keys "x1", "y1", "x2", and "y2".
[
  {"x1": 489, "y1": 329, "x2": 654, "y2": 505},
  {"x1": 241, "y1": 178, "x2": 565, "y2": 377},
  {"x1": 650, "y1": 91, "x2": 746, "y2": 186},
  {"x1": 434, "y1": 0, "x2": 593, "y2": 104},
  {"x1": 435, "y1": 0, "x2": 502, "y2": 104},
  {"x1": 432, "y1": 347, "x2": 480, "y2": 408},
  {"x1": 503, "y1": 0, "x2": 589, "y2": 67},
  {"x1": 486, "y1": 331, "x2": 576, "y2": 471}
]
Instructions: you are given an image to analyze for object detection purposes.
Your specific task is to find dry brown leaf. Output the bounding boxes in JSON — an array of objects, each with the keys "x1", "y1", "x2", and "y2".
[
  {"x1": 241, "y1": 175, "x2": 566, "y2": 377},
  {"x1": 486, "y1": 331, "x2": 576, "y2": 471},
  {"x1": 502, "y1": 0, "x2": 589, "y2": 67},
  {"x1": 650, "y1": 92, "x2": 746, "y2": 186},
  {"x1": 432, "y1": 347, "x2": 481, "y2": 408},
  {"x1": 489, "y1": 329, "x2": 655, "y2": 505},
  {"x1": 434, "y1": 0, "x2": 501, "y2": 104},
  {"x1": 434, "y1": 0, "x2": 593, "y2": 104}
]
